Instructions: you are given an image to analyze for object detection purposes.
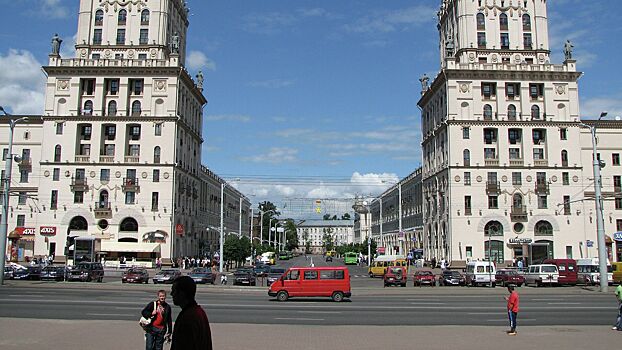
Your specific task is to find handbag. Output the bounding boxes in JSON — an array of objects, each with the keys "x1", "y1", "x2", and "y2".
[{"x1": 139, "y1": 301, "x2": 156, "y2": 330}]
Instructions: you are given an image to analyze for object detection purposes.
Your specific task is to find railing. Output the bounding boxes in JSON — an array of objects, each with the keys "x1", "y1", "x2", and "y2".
[
  {"x1": 70, "y1": 177, "x2": 88, "y2": 192},
  {"x1": 510, "y1": 207, "x2": 528, "y2": 222},
  {"x1": 509, "y1": 159, "x2": 524, "y2": 167},
  {"x1": 535, "y1": 182, "x2": 549, "y2": 194},
  {"x1": 57, "y1": 58, "x2": 175, "y2": 68},
  {"x1": 485, "y1": 158, "x2": 499, "y2": 166},
  {"x1": 75, "y1": 155, "x2": 90, "y2": 162},
  {"x1": 124, "y1": 155, "x2": 139, "y2": 163},
  {"x1": 534, "y1": 159, "x2": 548, "y2": 167},
  {"x1": 486, "y1": 181, "x2": 500, "y2": 194},
  {"x1": 99, "y1": 155, "x2": 114, "y2": 163},
  {"x1": 94, "y1": 202, "x2": 112, "y2": 219},
  {"x1": 464, "y1": 208, "x2": 472, "y2": 216},
  {"x1": 122, "y1": 177, "x2": 140, "y2": 192}
]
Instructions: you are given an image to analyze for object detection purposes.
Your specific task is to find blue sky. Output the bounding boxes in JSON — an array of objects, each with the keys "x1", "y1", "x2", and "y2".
[{"x1": 1, "y1": 0, "x2": 621, "y2": 217}]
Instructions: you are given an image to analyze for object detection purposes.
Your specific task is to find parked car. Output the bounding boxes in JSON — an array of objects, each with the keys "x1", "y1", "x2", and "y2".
[
  {"x1": 576, "y1": 258, "x2": 613, "y2": 285},
  {"x1": 524, "y1": 264, "x2": 559, "y2": 287},
  {"x1": 121, "y1": 267, "x2": 150, "y2": 284},
  {"x1": 268, "y1": 266, "x2": 351, "y2": 302},
  {"x1": 325, "y1": 255, "x2": 333, "y2": 262},
  {"x1": 233, "y1": 268, "x2": 257, "y2": 286},
  {"x1": 413, "y1": 270, "x2": 435, "y2": 286},
  {"x1": 440, "y1": 270, "x2": 465, "y2": 286},
  {"x1": 152, "y1": 269, "x2": 181, "y2": 284},
  {"x1": 384, "y1": 266, "x2": 407, "y2": 287},
  {"x1": 543, "y1": 259, "x2": 578, "y2": 285},
  {"x1": 66, "y1": 262, "x2": 104, "y2": 282},
  {"x1": 495, "y1": 269, "x2": 525, "y2": 287},
  {"x1": 267, "y1": 268, "x2": 286, "y2": 286},
  {"x1": 465, "y1": 261, "x2": 496, "y2": 287},
  {"x1": 253, "y1": 264, "x2": 271, "y2": 277},
  {"x1": 188, "y1": 268, "x2": 215, "y2": 284},
  {"x1": 4, "y1": 266, "x2": 14, "y2": 280},
  {"x1": 40, "y1": 266, "x2": 67, "y2": 281}
]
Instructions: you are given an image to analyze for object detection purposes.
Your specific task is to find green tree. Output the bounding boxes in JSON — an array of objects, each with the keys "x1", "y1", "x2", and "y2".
[
  {"x1": 341, "y1": 213, "x2": 351, "y2": 220},
  {"x1": 283, "y1": 219, "x2": 299, "y2": 251},
  {"x1": 323, "y1": 213, "x2": 331, "y2": 220},
  {"x1": 223, "y1": 235, "x2": 240, "y2": 269},
  {"x1": 322, "y1": 228, "x2": 334, "y2": 252},
  {"x1": 258, "y1": 201, "x2": 280, "y2": 241}
]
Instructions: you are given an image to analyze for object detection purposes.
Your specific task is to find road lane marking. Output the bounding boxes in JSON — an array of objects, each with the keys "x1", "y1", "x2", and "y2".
[
  {"x1": 275, "y1": 317, "x2": 325, "y2": 321},
  {"x1": 410, "y1": 303, "x2": 444, "y2": 305},
  {"x1": 298, "y1": 311, "x2": 341, "y2": 314},
  {"x1": 486, "y1": 319, "x2": 536, "y2": 322},
  {"x1": 547, "y1": 302, "x2": 582, "y2": 305},
  {"x1": 87, "y1": 313, "x2": 133, "y2": 316},
  {"x1": 468, "y1": 312, "x2": 499, "y2": 315}
]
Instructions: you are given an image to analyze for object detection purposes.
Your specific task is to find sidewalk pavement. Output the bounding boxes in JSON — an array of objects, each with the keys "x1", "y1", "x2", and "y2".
[{"x1": 0, "y1": 318, "x2": 619, "y2": 350}]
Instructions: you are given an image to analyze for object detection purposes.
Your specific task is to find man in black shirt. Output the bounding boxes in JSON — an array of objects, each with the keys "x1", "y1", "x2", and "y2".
[{"x1": 170, "y1": 276, "x2": 213, "y2": 350}]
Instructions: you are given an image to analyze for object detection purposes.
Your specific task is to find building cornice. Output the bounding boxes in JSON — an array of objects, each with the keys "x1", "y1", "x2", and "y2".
[{"x1": 41, "y1": 115, "x2": 178, "y2": 122}]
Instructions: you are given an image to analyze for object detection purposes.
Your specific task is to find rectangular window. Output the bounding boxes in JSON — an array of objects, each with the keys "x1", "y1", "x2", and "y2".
[
  {"x1": 81, "y1": 125, "x2": 92, "y2": 140},
  {"x1": 464, "y1": 172, "x2": 471, "y2": 186},
  {"x1": 523, "y1": 33, "x2": 532, "y2": 49},
  {"x1": 462, "y1": 127, "x2": 470, "y2": 139},
  {"x1": 20, "y1": 170, "x2": 28, "y2": 183},
  {"x1": 129, "y1": 145, "x2": 140, "y2": 156},
  {"x1": 303, "y1": 270, "x2": 318, "y2": 280},
  {"x1": 53, "y1": 168, "x2": 60, "y2": 181},
  {"x1": 464, "y1": 196, "x2": 472, "y2": 215},
  {"x1": 79, "y1": 144, "x2": 91, "y2": 156},
  {"x1": 613, "y1": 176, "x2": 621, "y2": 190},
  {"x1": 500, "y1": 33, "x2": 509, "y2": 49},
  {"x1": 512, "y1": 172, "x2": 522, "y2": 186},
  {"x1": 75, "y1": 168, "x2": 86, "y2": 180},
  {"x1": 613, "y1": 153, "x2": 620, "y2": 166},
  {"x1": 16, "y1": 215, "x2": 25, "y2": 227},
  {"x1": 484, "y1": 129, "x2": 497, "y2": 144},
  {"x1": 562, "y1": 172, "x2": 569, "y2": 185},
  {"x1": 481, "y1": 82, "x2": 496, "y2": 98},
  {"x1": 466, "y1": 246, "x2": 473, "y2": 258},
  {"x1": 616, "y1": 198, "x2": 622, "y2": 210},
  {"x1": 617, "y1": 219, "x2": 622, "y2": 231},
  {"x1": 100, "y1": 169, "x2": 110, "y2": 181},
  {"x1": 93, "y1": 29, "x2": 102, "y2": 45},
  {"x1": 104, "y1": 125, "x2": 116, "y2": 140},
  {"x1": 18, "y1": 192, "x2": 27, "y2": 205},
  {"x1": 477, "y1": 32, "x2": 486, "y2": 48},
  {"x1": 153, "y1": 169, "x2": 160, "y2": 183},
  {"x1": 155, "y1": 123, "x2": 162, "y2": 136},
  {"x1": 529, "y1": 83, "x2": 544, "y2": 99},
  {"x1": 116, "y1": 29, "x2": 126, "y2": 45},
  {"x1": 105, "y1": 144, "x2": 115, "y2": 156},
  {"x1": 74, "y1": 191, "x2": 84, "y2": 204},
  {"x1": 139, "y1": 29, "x2": 149, "y2": 45},
  {"x1": 125, "y1": 191, "x2": 136, "y2": 204},
  {"x1": 81, "y1": 79, "x2": 96, "y2": 95},
  {"x1": 560, "y1": 128, "x2": 567, "y2": 140},
  {"x1": 538, "y1": 195, "x2": 548, "y2": 209},
  {"x1": 319, "y1": 270, "x2": 345, "y2": 280},
  {"x1": 508, "y1": 129, "x2": 521, "y2": 144},
  {"x1": 505, "y1": 83, "x2": 520, "y2": 98},
  {"x1": 509, "y1": 148, "x2": 521, "y2": 159},
  {"x1": 50, "y1": 190, "x2": 58, "y2": 210},
  {"x1": 488, "y1": 195, "x2": 498, "y2": 209},
  {"x1": 130, "y1": 79, "x2": 144, "y2": 95},
  {"x1": 533, "y1": 148, "x2": 545, "y2": 160},
  {"x1": 563, "y1": 195, "x2": 571, "y2": 215},
  {"x1": 1, "y1": 148, "x2": 7, "y2": 161},
  {"x1": 107, "y1": 79, "x2": 119, "y2": 95},
  {"x1": 92, "y1": 54, "x2": 101, "y2": 59},
  {"x1": 484, "y1": 148, "x2": 497, "y2": 159},
  {"x1": 151, "y1": 192, "x2": 159, "y2": 211},
  {"x1": 114, "y1": 53, "x2": 123, "y2": 60},
  {"x1": 56, "y1": 123, "x2": 63, "y2": 135},
  {"x1": 138, "y1": 54, "x2": 147, "y2": 60},
  {"x1": 566, "y1": 246, "x2": 573, "y2": 259}
]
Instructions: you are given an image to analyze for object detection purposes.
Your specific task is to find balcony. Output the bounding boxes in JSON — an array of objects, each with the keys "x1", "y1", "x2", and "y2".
[
  {"x1": 464, "y1": 208, "x2": 472, "y2": 216},
  {"x1": 486, "y1": 181, "x2": 501, "y2": 194},
  {"x1": 94, "y1": 202, "x2": 112, "y2": 219},
  {"x1": 75, "y1": 155, "x2": 90, "y2": 163},
  {"x1": 509, "y1": 159, "x2": 524, "y2": 167},
  {"x1": 510, "y1": 206, "x2": 528, "y2": 222},
  {"x1": 70, "y1": 177, "x2": 88, "y2": 192},
  {"x1": 485, "y1": 158, "x2": 499, "y2": 166},
  {"x1": 535, "y1": 182, "x2": 549, "y2": 194},
  {"x1": 534, "y1": 159, "x2": 548, "y2": 167},
  {"x1": 18, "y1": 158, "x2": 32, "y2": 170},
  {"x1": 99, "y1": 155, "x2": 114, "y2": 163},
  {"x1": 124, "y1": 155, "x2": 139, "y2": 163},
  {"x1": 122, "y1": 177, "x2": 140, "y2": 192}
]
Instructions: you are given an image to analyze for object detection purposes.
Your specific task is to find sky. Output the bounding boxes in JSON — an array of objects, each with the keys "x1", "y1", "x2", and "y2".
[{"x1": 1, "y1": 0, "x2": 621, "y2": 218}]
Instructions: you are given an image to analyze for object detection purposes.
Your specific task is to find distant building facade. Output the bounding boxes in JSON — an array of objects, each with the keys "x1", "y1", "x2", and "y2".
[{"x1": 296, "y1": 219, "x2": 354, "y2": 254}]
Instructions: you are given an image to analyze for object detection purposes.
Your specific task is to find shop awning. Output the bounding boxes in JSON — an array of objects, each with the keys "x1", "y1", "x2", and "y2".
[{"x1": 100, "y1": 241, "x2": 161, "y2": 253}]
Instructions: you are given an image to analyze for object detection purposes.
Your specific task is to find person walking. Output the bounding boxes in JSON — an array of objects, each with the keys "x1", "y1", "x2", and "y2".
[
  {"x1": 504, "y1": 285, "x2": 519, "y2": 335},
  {"x1": 141, "y1": 290, "x2": 172, "y2": 350},
  {"x1": 613, "y1": 283, "x2": 622, "y2": 331},
  {"x1": 170, "y1": 276, "x2": 213, "y2": 350}
]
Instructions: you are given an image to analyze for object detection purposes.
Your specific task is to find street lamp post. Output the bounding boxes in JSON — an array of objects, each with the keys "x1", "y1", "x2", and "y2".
[
  {"x1": 0, "y1": 106, "x2": 28, "y2": 285},
  {"x1": 219, "y1": 182, "x2": 225, "y2": 273},
  {"x1": 580, "y1": 111, "x2": 609, "y2": 292}
]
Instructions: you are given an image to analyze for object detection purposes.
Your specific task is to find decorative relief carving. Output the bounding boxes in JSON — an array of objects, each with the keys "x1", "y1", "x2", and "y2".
[
  {"x1": 460, "y1": 83, "x2": 470, "y2": 93},
  {"x1": 469, "y1": 53, "x2": 476, "y2": 62},
  {"x1": 128, "y1": 49, "x2": 135, "y2": 59},
  {"x1": 115, "y1": 171, "x2": 122, "y2": 178},
  {"x1": 150, "y1": 49, "x2": 157, "y2": 58},
  {"x1": 80, "y1": 48, "x2": 87, "y2": 58},
  {"x1": 526, "y1": 175, "x2": 532, "y2": 182},
  {"x1": 555, "y1": 84, "x2": 566, "y2": 95},
  {"x1": 551, "y1": 175, "x2": 558, "y2": 183},
  {"x1": 491, "y1": 54, "x2": 498, "y2": 63},
  {"x1": 57, "y1": 80, "x2": 69, "y2": 91},
  {"x1": 105, "y1": 49, "x2": 112, "y2": 59},
  {"x1": 454, "y1": 175, "x2": 461, "y2": 182},
  {"x1": 155, "y1": 80, "x2": 167, "y2": 92},
  {"x1": 90, "y1": 171, "x2": 96, "y2": 178},
  {"x1": 142, "y1": 172, "x2": 148, "y2": 179},
  {"x1": 476, "y1": 176, "x2": 483, "y2": 183},
  {"x1": 44, "y1": 170, "x2": 50, "y2": 177},
  {"x1": 514, "y1": 54, "x2": 521, "y2": 64},
  {"x1": 572, "y1": 175, "x2": 579, "y2": 183},
  {"x1": 163, "y1": 172, "x2": 170, "y2": 179},
  {"x1": 502, "y1": 175, "x2": 508, "y2": 182}
]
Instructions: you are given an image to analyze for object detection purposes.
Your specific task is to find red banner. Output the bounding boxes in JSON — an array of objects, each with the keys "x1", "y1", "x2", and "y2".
[
  {"x1": 40, "y1": 226, "x2": 57, "y2": 236},
  {"x1": 377, "y1": 247, "x2": 386, "y2": 254},
  {"x1": 175, "y1": 224, "x2": 184, "y2": 236},
  {"x1": 15, "y1": 227, "x2": 36, "y2": 235}
]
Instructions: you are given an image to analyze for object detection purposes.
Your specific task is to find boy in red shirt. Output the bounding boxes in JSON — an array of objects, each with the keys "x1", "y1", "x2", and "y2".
[{"x1": 504, "y1": 285, "x2": 519, "y2": 335}]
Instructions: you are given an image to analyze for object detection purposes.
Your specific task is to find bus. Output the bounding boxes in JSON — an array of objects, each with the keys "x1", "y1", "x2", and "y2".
[
  {"x1": 344, "y1": 252, "x2": 358, "y2": 265},
  {"x1": 260, "y1": 252, "x2": 276, "y2": 265},
  {"x1": 368, "y1": 255, "x2": 407, "y2": 277}
]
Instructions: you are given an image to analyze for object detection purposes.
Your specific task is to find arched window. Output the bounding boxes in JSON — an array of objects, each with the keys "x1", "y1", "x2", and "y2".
[
  {"x1": 534, "y1": 221, "x2": 553, "y2": 236},
  {"x1": 512, "y1": 193, "x2": 523, "y2": 209},
  {"x1": 95, "y1": 10, "x2": 104, "y2": 26},
  {"x1": 484, "y1": 240, "x2": 504, "y2": 263},
  {"x1": 483, "y1": 104, "x2": 493, "y2": 120},
  {"x1": 477, "y1": 13, "x2": 485, "y2": 30},
  {"x1": 69, "y1": 216, "x2": 88, "y2": 231},
  {"x1": 141, "y1": 9, "x2": 150, "y2": 24},
  {"x1": 120, "y1": 217, "x2": 139, "y2": 232},
  {"x1": 531, "y1": 105, "x2": 540, "y2": 119},
  {"x1": 522, "y1": 14, "x2": 531, "y2": 31},
  {"x1": 507, "y1": 104, "x2": 517, "y2": 120},
  {"x1": 83, "y1": 100, "x2": 93, "y2": 116},
  {"x1": 98, "y1": 190, "x2": 109, "y2": 208},
  {"x1": 118, "y1": 9, "x2": 127, "y2": 25},
  {"x1": 463, "y1": 149, "x2": 471, "y2": 166},
  {"x1": 153, "y1": 146, "x2": 161, "y2": 164},
  {"x1": 107, "y1": 101, "x2": 117, "y2": 116},
  {"x1": 54, "y1": 145, "x2": 62, "y2": 162},
  {"x1": 499, "y1": 13, "x2": 508, "y2": 30},
  {"x1": 484, "y1": 221, "x2": 504, "y2": 236},
  {"x1": 561, "y1": 150, "x2": 568, "y2": 167},
  {"x1": 131, "y1": 101, "x2": 141, "y2": 116}
]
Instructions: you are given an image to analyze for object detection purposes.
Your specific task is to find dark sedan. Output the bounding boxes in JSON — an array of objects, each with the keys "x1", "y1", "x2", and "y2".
[
  {"x1": 266, "y1": 268, "x2": 285, "y2": 286},
  {"x1": 189, "y1": 268, "x2": 215, "y2": 284},
  {"x1": 440, "y1": 270, "x2": 465, "y2": 286},
  {"x1": 13, "y1": 266, "x2": 42, "y2": 280},
  {"x1": 122, "y1": 267, "x2": 150, "y2": 284},
  {"x1": 233, "y1": 268, "x2": 257, "y2": 286},
  {"x1": 152, "y1": 269, "x2": 181, "y2": 284},
  {"x1": 253, "y1": 264, "x2": 271, "y2": 277},
  {"x1": 40, "y1": 266, "x2": 66, "y2": 281}
]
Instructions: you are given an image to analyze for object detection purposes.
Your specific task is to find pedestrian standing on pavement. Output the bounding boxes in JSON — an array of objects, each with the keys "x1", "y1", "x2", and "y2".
[
  {"x1": 504, "y1": 285, "x2": 519, "y2": 335},
  {"x1": 613, "y1": 283, "x2": 622, "y2": 331},
  {"x1": 170, "y1": 276, "x2": 213, "y2": 350},
  {"x1": 141, "y1": 290, "x2": 172, "y2": 350}
]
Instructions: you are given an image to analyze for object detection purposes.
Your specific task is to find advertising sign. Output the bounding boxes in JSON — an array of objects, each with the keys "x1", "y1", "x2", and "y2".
[
  {"x1": 40, "y1": 226, "x2": 57, "y2": 236},
  {"x1": 613, "y1": 232, "x2": 622, "y2": 242},
  {"x1": 377, "y1": 247, "x2": 386, "y2": 254},
  {"x1": 175, "y1": 224, "x2": 184, "y2": 236},
  {"x1": 15, "y1": 227, "x2": 36, "y2": 235},
  {"x1": 586, "y1": 240, "x2": 594, "y2": 247}
]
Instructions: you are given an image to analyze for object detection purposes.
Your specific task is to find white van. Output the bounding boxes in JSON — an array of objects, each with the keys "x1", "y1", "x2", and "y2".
[
  {"x1": 465, "y1": 261, "x2": 496, "y2": 287},
  {"x1": 523, "y1": 264, "x2": 559, "y2": 287},
  {"x1": 576, "y1": 258, "x2": 613, "y2": 285}
]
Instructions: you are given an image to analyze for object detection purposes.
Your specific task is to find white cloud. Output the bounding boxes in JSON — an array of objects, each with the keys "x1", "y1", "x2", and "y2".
[
  {"x1": 243, "y1": 147, "x2": 299, "y2": 164},
  {"x1": 39, "y1": 0, "x2": 71, "y2": 19},
  {"x1": 186, "y1": 51, "x2": 216, "y2": 71},
  {"x1": 60, "y1": 32, "x2": 78, "y2": 59},
  {"x1": 0, "y1": 49, "x2": 45, "y2": 115},
  {"x1": 344, "y1": 5, "x2": 436, "y2": 34},
  {"x1": 205, "y1": 114, "x2": 251, "y2": 122},
  {"x1": 247, "y1": 79, "x2": 294, "y2": 88},
  {"x1": 242, "y1": 12, "x2": 298, "y2": 34},
  {"x1": 580, "y1": 96, "x2": 622, "y2": 119}
]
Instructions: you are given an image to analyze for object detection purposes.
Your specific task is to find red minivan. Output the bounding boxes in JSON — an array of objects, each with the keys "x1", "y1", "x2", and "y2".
[
  {"x1": 268, "y1": 266, "x2": 351, "y2": 302},
  {"x1": 543, "y1": 259, "x2": 578, "y2": 285}
]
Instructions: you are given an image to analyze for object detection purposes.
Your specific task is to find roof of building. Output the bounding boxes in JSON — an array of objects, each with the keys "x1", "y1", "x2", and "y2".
[{"x1": 297, "y1": 219, "x2": 354, "y2": 228}]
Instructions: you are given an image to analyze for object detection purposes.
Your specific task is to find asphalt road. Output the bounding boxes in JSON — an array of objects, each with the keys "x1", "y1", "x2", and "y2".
[{"x1": 0, "y1": 254, "x2": 617, "y2": 327}]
